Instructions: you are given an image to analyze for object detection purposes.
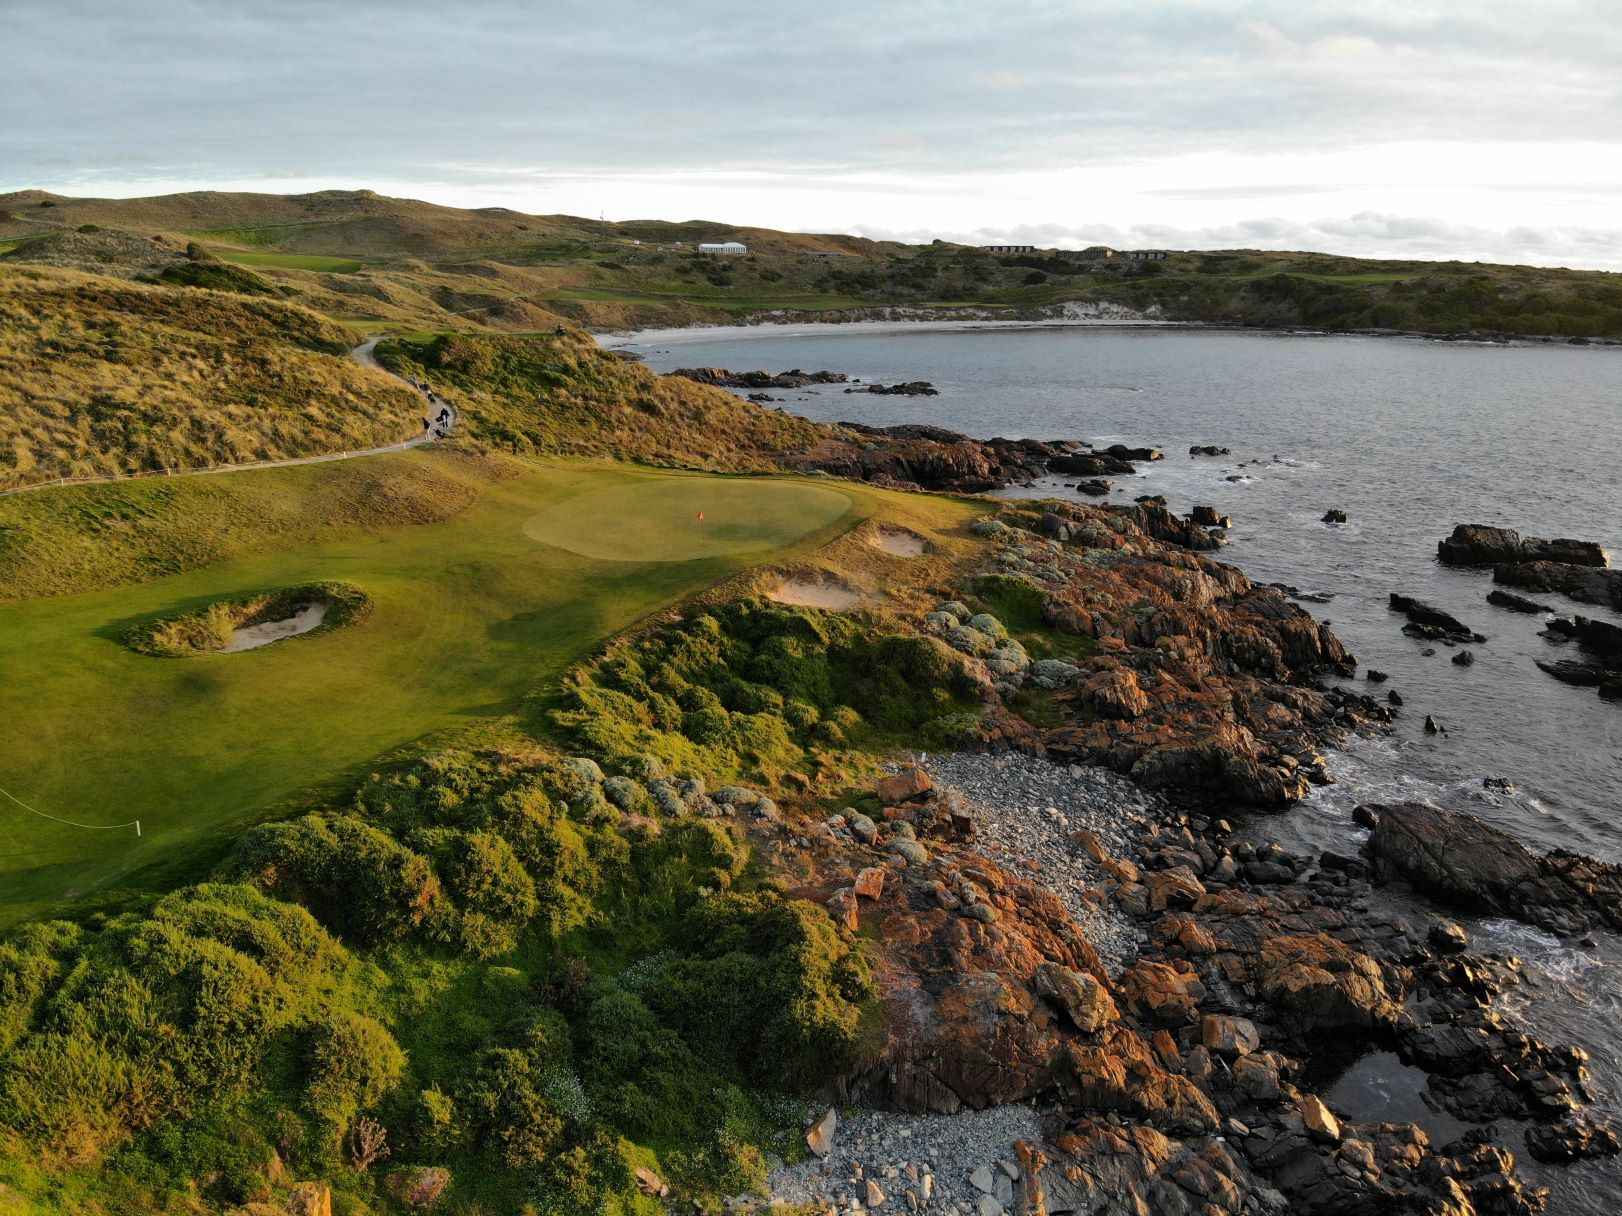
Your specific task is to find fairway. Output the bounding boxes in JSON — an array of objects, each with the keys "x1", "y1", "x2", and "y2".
[
  {"x1": 217, "y1": 249, "x2": 364, "y2": 273},
  {"x1": 523, "y1": 477, "x2": 851, "y2": 561},
  {"x1": 0, "y1": 459, "x2": 861, "y2": 924}
]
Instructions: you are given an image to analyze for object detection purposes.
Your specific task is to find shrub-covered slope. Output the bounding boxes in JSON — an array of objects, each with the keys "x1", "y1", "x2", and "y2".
[
  {"x1": 379, "y1": 331, "x2": 828, "y2": 470},
  {"x1": 0, "y1": 268, "x2": 423, "y2": 490}
]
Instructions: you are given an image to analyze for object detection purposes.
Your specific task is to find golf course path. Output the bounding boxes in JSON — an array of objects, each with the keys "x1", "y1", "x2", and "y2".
[{"x1": 0, "y1": 339, "x2": 456, "y2": 500}]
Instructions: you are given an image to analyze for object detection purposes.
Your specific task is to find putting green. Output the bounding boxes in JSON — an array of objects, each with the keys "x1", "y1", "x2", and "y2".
[
  {"x1": 523, "y1": 477, "x2": 852, "y2": 561},
  {"x1": 0, "y1": 457, "x2": 869, "y2": 925}
]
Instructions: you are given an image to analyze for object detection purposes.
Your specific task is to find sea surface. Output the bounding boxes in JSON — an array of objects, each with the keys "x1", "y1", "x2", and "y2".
[{"x1": 622, "y1": 321, "x2": 1622, "y2": 1210}]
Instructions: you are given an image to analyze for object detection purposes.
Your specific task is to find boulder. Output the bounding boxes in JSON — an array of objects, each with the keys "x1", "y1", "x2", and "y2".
[
  {"x1": 1322, "y1": 509, "x2": 1348, "y2": 524},
  {"x1": 1200, "y1": 1014, "x2": 1261, "y2": 1057},
  {"x1": 1034, "y1": 962, "x2": 1119, "y2": 1033},
  {"x1": 853, "y1": 866, "x2": 886, "y2": 900},
  {"x1": 877, "y1": 767, "x2": 933, "y2": 804},
  {"x1": 1117, "y1": 960, "x2": 1205, "y2": 1027},
  {"x1": 1487, "y1": 588, "x2": 1552, "y2": 614},
  {"x1": 826, "y1": 887, "x2": 859, "y2": 932},
  {"x1": 806, "y1": 1106, "x2": 838, "y2": 1157},
  {"x1": 1300, "y1": 1095, "x2": 1341, "y2": 1143}
]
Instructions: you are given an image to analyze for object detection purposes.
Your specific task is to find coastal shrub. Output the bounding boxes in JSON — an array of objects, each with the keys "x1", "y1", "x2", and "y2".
[
  {"x1": 227, "y1": 812, "x2": 440, "y2": 945},
  {"x1": 0, "y1": 884, "x2": 349, "y2": 1162},
  {"x1": 123, "y1": 580, "x2": 370, "y2": 657},
  {"x1": 644, "y1": 894, "x2": 873, "y2": 1091},
  {"x1": 553, "y1": 600, "x2": 974, "y2": 780},
  {"x1": 303, "y1": 1010, "x2": 406, "y2": 1128}
]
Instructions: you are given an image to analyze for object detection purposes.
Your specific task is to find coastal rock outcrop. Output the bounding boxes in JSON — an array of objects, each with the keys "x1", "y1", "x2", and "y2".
[
  {"x1": 1438, "y1": 523, "x2": 1608, "y2": 568},
  {"x1": 671, "y1": 366, "x2": 848, "y2": 388},
  {"x1": 1362, "y1": 800, "x2": 1622, "y2": 935},
  {"x1": 1496, "y1": 560, "x2": 1622, "y2": 611},
  {"x1": 1388, "y1": 593, "x2": 1485, "y2": 643}
]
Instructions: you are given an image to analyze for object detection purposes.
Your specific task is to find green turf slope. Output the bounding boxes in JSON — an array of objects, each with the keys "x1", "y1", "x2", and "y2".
[{"x1": 0, "y1": 457, "x2": 864, "y2": 924}]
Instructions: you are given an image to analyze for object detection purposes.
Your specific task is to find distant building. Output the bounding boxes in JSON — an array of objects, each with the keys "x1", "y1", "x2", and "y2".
[
  {"x1": 1126, "y1": 249, "x2": 1170, "y2": 261},
  {"x1": 981, "y1": 244, "x2": 1037, "y2": 254},
  {"x1": 697, "y1": 241, "x2": 748, "y2": 256},
  {"x1": 1058, "y1": 245, "x2": 1118, "y2": 261}
]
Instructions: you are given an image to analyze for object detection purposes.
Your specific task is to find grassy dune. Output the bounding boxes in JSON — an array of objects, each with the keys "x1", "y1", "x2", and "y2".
[
  {"x1": 0, "y1": 454, "x2": 991, "y2": 926},
  {"x1": 0, "y1": 268, "x2": 423, "y2": 491}
]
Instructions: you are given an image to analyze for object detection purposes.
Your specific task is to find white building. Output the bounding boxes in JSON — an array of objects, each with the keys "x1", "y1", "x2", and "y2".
[{"x1": 697, "y1": 241, "x2": 748, "y2": 256}]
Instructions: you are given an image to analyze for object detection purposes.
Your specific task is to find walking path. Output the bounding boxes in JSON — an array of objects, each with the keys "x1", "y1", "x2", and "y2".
[{"x1": 0, "y1": 337, "x2": 458, "y2": 500}]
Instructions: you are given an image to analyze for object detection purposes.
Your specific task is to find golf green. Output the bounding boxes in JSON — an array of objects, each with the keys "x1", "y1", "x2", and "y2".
[
  {"x1": 522, "y1": 477, "x2": 852, "y2": 561},
  {"x1": 0, "y1": 459, "x2": 859, "y2": 924}
]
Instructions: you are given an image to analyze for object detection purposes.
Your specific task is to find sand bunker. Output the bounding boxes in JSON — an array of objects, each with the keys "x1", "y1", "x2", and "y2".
[
  {"x1": 770, "y1": 576, "x2": 862, "y2": 611},
  {"x1": 868, "y1": 527, "x2": 927, "y2": 557},
  {"x1": 221, "y1": 600, "x2": 328, "y2": 652}
]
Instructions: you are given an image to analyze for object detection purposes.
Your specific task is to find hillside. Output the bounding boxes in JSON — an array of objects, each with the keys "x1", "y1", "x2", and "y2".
[
  {"x1": 0, "y1": 266, "x2": 423, "y2": 491},
  {"x1": 4, "y1": 188, "x2": 1620, "y2": 337}
]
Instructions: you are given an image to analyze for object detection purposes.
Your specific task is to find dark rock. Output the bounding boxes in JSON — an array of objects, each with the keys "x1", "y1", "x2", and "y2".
[
  {"x1": 1428, "y1": 920, "x2": 1470, "y2": 953},
  {"x1": 1363, "y1": 800, "x2": 1622, "y2": 935},
  {"x1": 1524, "y1": 1117, "x2": 1622, "y2": 1163},
  {"x1": 1495, "y1": 560, "x2": 1622, "y2": 611},
  {"x1": 1451, "y1": 650, "x2": 1476, "y2": 667},
  {"x1": 1424, "y1": 714, "x2": 1443, "y2": 734},
  {"x1": 1189, "y1": 444, "x2": 1231, "y2": 456},
  {"x1": 1438, "y1": 523, "x2": 1607, "y2": 568},
  {"x1": 1487, "y1": 589, "x2": 1552, "y2": 614},
  {"x1": 1387, "y1": 690, "x2": 1403, "y2": 706},
  {"x1": 1191, "y1": 505, "x2": 1233, "y2": 529},
  {"x1": 1389, "y1": 593, "x2": 1485, "y2": 643},
  {"x1": 1072, "y1": 478, "x2": 1112, "y2": 496},
  {"x1": 1365, "y1": 669, "x2": 1388, "y2": 683},
  {"x1": 1322, "y1": 509, "x2": 1348, "y2": 524},
  {"x1": 846, "y1": 380, "x2": 939, "y2": 396},
  {"x1": 673, "y1": 366, "x2": 848, "y2": 388}
]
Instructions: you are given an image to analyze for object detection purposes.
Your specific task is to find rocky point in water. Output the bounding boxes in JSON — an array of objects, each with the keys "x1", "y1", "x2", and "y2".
[
  {"x1": 1388, "y1": 592, "x2": 1486, "y2": 643},
  {"x1": 1438, "y1": 523, "x2": 1608, "y2": 568},
  {"x1": 1536, "y1": 616, "x2": 1622, "y2": 700},
  {"x1": 670, "y1": 366, "x2": 850, "y2": 388}
]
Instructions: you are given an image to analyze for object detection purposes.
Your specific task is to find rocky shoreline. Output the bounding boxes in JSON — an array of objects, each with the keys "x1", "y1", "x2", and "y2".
[{"x1": 735, "y1": 502, "x2": 1620, "y2": 1215}]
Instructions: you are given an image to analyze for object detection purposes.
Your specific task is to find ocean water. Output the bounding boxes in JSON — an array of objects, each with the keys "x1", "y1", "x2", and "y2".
[{"x1": 624, "y1": 322, "x2": 1622, "y2": 1209}]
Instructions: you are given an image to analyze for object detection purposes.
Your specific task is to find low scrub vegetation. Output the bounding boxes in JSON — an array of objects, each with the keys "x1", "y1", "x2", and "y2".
[
  {"x1": 0, "y1": 746, "x2": 873, "y2": 1214},
  {"x1": 553, "y1": 598, "x2": 979, "y2": 783},
  {"x1": 123, "y1": 580, "x2": 370, "y2": 656}
]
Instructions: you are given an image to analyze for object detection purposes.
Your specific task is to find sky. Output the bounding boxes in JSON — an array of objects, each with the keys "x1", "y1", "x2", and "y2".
[{"x1": 5, "y1": 1, "x2": 1621, "y2": 269}]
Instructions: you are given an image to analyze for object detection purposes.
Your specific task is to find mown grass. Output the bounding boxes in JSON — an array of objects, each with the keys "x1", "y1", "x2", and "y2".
[
  {"x1": 0, "y1": 267, "x2": 420, "y2": 490},
  {"x1": 0, "y1": 455, "x2": 916, "y2": 925},
  {"x1": 216, "y1": 249, "x2": 364, "y2": 273}
]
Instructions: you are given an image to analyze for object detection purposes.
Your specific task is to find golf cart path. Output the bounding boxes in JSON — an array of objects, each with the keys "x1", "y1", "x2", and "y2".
[{"x1": 0, "y1": 338, "x2": 458, "y2": 499}]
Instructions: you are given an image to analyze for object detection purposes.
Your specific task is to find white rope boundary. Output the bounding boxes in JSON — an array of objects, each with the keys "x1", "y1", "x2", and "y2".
[{"x1": 0, "y1": 785, "x2": 140, "y2": 835}]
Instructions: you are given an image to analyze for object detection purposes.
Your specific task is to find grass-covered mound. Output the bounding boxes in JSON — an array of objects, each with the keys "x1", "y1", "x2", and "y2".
[
  {"x1": 553, "y1": 598, "x2": 980, "y2": 784},
  {"x1": 123, "y1": 580, "x2": 370, "y2": 657},
  {"x1": 378, "y1": 331, "x2": 829, "y2": 471},
  {"x1": 0, "y1": 267, "x2": 423, "y2": 490},
  {"x1": 0, "y1": 749, "x2": 874, "y2": 1214}
]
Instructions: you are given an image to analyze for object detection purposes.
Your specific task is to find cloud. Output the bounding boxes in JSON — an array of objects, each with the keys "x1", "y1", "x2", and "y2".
[{"x1": 3, "y1": 2, "x2": 1621, "y2": 267}]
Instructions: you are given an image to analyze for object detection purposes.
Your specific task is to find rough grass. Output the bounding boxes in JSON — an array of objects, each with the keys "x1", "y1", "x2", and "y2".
[
  {"x1": 0, "y1": 448, "x2": 510, "y2": 601},
  {"x1": 0, "y1": 268, "x2": 422, "y2": 490},
  {"x1": 0, "y1": 457, "x2": 882, "y2": 925}
]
